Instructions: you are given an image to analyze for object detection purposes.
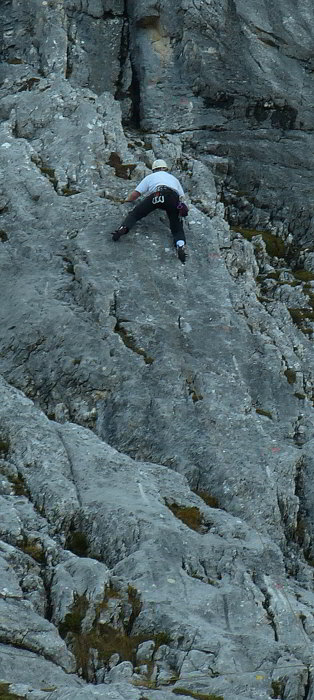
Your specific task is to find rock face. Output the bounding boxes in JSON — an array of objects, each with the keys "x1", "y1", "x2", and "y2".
[
  {"x1": 1, "y1": 1, "x2": 314, "y2": 699},
  {"x1": 127, "y1": 0, "x2": 314, "y2": 241}
]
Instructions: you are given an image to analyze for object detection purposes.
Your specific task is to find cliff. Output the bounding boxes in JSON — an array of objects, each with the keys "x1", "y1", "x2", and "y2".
[{"x1": 1, "y1": 2, "x2": 314, "y2": 699}]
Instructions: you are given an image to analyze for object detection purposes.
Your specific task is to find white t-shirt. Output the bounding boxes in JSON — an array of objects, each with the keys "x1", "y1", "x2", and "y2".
[{"x1": 135, "y1": 172, "x2": 184, "y2": 197}]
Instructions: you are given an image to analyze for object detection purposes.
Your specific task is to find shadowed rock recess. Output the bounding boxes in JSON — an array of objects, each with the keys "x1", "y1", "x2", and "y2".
[{"x1": 1, "y1": 1, "x2": 314, "y2": 698}]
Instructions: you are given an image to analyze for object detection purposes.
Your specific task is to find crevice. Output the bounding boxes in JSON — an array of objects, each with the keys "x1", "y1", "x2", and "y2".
[
  {"x1": 65, "y1": 12, "x2": 76, "y2": 80},
  {"x1": 303, "y1": 668, "x2": 312, "y2": 700},
  {"x1": 115, "y1": 9, "x2": 130, "y2": 102},
  {"x1": 61, "y1": 184, "x2": 81, "y2": 196},
  {"x1": 43, "y1": 570, "x2": 54, "y2": 623},
  {"x1": 65, "y1": 521, "x2": 90, "y2": 558},
  {"x1": 293, "y1": 457, "x2": 314, "y2": 564},
  {"x1": 102, "y1": 11, "x2": 120, "y2": 20},
  {"x1": 120, "y1": 0, "x2": 141, "y2": 128},
  {"x1": 261, "y1": 591, "x2": 278, "y2": 641},
  {"x1": 65, "y1": 41, "x2": 73, "y2": 80},
  {"x1": 114, "y1": 321, "x2": 155, "y2": 365},
  {"x1": 128, "y1": 59, "x2": 141, "y2": 129},
  {"x1": 31, "y1": 154, "x2": 58, "y2": 192}
]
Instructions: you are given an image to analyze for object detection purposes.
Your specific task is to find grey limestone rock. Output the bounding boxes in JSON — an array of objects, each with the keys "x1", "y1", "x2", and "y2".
[{"x1": 1, "y1": 1, "x2": 314, "y2": 699}]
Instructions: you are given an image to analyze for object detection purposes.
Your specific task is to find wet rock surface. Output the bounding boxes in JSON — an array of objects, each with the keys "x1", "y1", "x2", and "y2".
[{"x1": 1, "y1": 1, "x2": 314, "y2": 699}]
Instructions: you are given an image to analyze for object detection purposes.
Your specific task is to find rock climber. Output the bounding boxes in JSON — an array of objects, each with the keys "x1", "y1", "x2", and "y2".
[{"x1": 111, "y1": 159, "x2": 189, "y2": 263}]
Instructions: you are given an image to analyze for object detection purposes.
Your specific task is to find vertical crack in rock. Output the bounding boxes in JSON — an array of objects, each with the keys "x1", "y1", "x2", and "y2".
[
  {"x1": 115, "y1": 2, "x2": 130, "y2": 104},
  {"x1": 303, "y1": 670, "x2": 312, "y2": 700},
  {"x1": 293, "y1": 456, "x2": 312, "y2": 563},
  {"x1": 43, "y1": 570, "x2": 54, "y2": 624},
  {"x1": 65, "y1": 30, "x2": 74, "y2": 80},
  {"x1": 128, "y1": 58, "x2": 141, "y2": 129},
  {"x1": 124, "y1": 0, "x2": 141, "y2": 128},
  {"x1": 261, "y1": 591, "x2": 278, "y2": 642}
]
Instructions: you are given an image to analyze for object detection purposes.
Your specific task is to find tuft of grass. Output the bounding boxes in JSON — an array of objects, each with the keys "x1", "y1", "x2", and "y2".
[
  {"x1": 108, "y1": 152, "x2": 136, "y2": 180},
  {"x1": 40, "y1": 688, "x2": 57, "y2": 693},
  {"x1": 288, "y1": 308, "x2": 314, "y2": 335},
  {"x1": 271, "y1": 679, "x2": 285, "y2": 698},
  {"x1": 172, "y1": 689, "x2": 224, "y2": 700},
  {"x1": 6, "y1": 58, "x2": 24, "y2": 64},
  {"x1": 284, "y1": 369, "x2": 296, "y2": 384},
  {"x1": 256, "y1": 408, "x2": 272, "y2": 419},
  {"x1": 166, "y1": 502, "x2": 205, "y2": 533},
  {"x1": 186, "y1": 376, "x2": 203, "y2": 403},
  {"x1": 0, "y1": 438, "x2": 10, "y2": 457},
  {"x1": 31, "y1": 155, "x2": 58, "y2": 190},
  {"x1": 293, "y1": 270, "x2": 314, "y2": 283},
  {"x1": 61, "y1": 186, "x2": 80, "y2": 196},
  {"x1": 59, "y1": 586, "x2": 171, "y2": 681},
  {"x1": 9, "y1": 472, "x2": 29, "y2": 497},
  {"x1": 193, "y1": 490, "x2": 219, "y2": 509},
  {"x1": 0, "y1": 683, "x2": 24, "y2": 699},
  {"x1": 232, "y1": 227, "x2": 285, "y2": 258},
  {"x1": 19, "y1": 536, "x2": 45, "y2": 564}
]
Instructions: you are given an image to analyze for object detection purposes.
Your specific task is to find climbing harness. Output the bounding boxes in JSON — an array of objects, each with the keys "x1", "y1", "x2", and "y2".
[{"x1": 152, "y1": 194, "x2": 165, "y2": 205}]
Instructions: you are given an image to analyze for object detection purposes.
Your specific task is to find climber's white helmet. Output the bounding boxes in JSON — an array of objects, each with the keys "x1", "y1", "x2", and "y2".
[{"x1": 152, "y1": 159, "x2": 169, "y2": 171}]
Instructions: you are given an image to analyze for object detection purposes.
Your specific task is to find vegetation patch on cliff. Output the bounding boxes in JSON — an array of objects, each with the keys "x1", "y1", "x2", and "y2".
[
  {"x1": 0, "y1": 683, "x2": 24, "y2": 700},
  {"x1": 166, "y1": 502, "x2": 206, "y2": 533},
  {"x1": 172, "y1": 688, "x2": 224, "y2": 700},
  {"x1": 59, "y1": 584, "x2": 171, "y2": 681},
  {"x1": 232, "y1": 227, "x2": 285, "y2": 258}
]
